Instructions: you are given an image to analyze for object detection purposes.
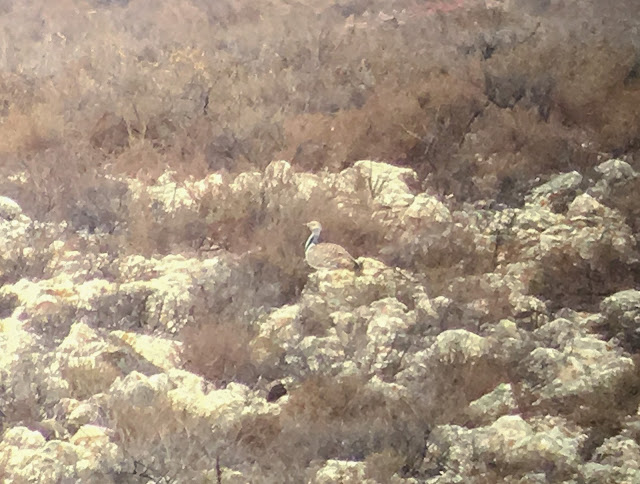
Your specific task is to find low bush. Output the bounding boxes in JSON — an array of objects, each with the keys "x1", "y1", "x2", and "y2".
[{"x1": 182, "y1": 319, "x2": 257, "y2": 386}]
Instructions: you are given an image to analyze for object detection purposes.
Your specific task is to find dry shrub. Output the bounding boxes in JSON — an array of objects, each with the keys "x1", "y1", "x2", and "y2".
[
  {"x1": 444, "y1": 274, "x2": 516, "y2": 328},
  {"x1": 199, "y1": 176, "x2": 313, "y2": 304},
  {"x1": 0, "y1": 74, "x2": 68, "y2": 154},
  {"x1": 457, "y1": 3, "x2": 640, "y2": 199},
  {"x1": 2, "y1": 0, "x2": 638, "y2": 209},
  {"x1": 385, "y1": 208, "x2": 498, "y2": 298},
  {"x1": 24, "y1": 303, "x2": 82, "y2": 349},
  {"x1": 400, "y1": 70, "x2": 487, "y2": 193},
  {"x1": 423, "y1": 359, "x2": 511, "y2": 429},
  {"x1": 549, "y1": 37, "x2": 640, "y2": 151},
  {"x1": 402, "y1": 2, "x2": 640, "y2": 201},
  {"x1": 0, "y1": 291, "x2": 18, "y2": 318},
  {"x1": 81, "y1": 287, "x2": 155, "y2": 332},
  {"x1": 0, "y1": 143, "x2": 132, "y2": 236},
  {"x1": 529, "y1": 247, "x2": 640, "y2": 312},
  {"x1": 89, "y1": 112, "x2": 130, "y2": 154},
  {"x1": 364, "y1": 448, "x2": 406, "y2": 482},
  {"x1": 108, "y1": 386, "x2": 222, "y2": 482},
  {"x1": 455, "y1": 105, "x2": 592, "y2": 202},
  {"x1": 182, "y1": 319, "x2": 256, "y2": 386},
  {"x1": 66, "y1": 177, "x2": 129, "y2": 234},
  {"x1": 235, "y1": 411, "x2": 283, "y2": 455},
  {"x1": 179, "y1": 265, "x2": 276, "y2": 386},
  {"x1": 273, "y1": 375, "x2": 426, "y2": 471},
  {"x1": 0, "y1": 222, "x2": 59, "y2": 286},
  {"x1": 119, "y1": 189, "x2": 158, "y2": 257},
  {"x1": 282, "y1": 85, "x2": 426, "y2": 172},
  {"x1": 122, "y1": 189, "x2": 209, "y2": 257},
  {"x1": 197, "y1": 164, "x2": 387, "y2": 305}
]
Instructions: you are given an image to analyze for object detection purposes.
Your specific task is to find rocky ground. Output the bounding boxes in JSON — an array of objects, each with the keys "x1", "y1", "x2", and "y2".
[
  {"x1": 1, "y1": 0, "x2": 640, "y2": 481},
  {"x1": 1, "y1": 158, "x2": 639, "y2": 483}
]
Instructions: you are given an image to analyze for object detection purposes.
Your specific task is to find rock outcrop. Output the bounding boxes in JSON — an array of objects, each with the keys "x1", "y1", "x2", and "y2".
[{"x1": 1, "y1": 158, "x2": 639, "y2": 483}]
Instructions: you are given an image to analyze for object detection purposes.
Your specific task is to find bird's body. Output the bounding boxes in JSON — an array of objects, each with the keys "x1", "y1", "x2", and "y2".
[{"x1": 304, "y1": 221, "x2": 360, "y2": 271}]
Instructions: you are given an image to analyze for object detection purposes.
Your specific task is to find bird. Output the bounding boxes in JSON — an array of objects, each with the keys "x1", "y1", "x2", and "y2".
[{"x1": 304, "y1": 221, "x2": 361, "y2": 272}]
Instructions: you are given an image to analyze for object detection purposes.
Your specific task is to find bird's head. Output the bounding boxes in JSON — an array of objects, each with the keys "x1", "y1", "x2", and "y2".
[{"x1": 305, "y1": 221, "x2": 322, "y2": 234}]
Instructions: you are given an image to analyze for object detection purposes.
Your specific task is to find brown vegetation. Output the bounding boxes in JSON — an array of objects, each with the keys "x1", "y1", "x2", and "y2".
[{"x1": 1, "y1": 0, "x2": 640, "y2": 482}]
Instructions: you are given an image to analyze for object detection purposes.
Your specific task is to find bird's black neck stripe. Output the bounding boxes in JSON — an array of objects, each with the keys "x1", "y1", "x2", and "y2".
[{"x1": 305, "y1": 232, "x2": 319, "y2": 252}]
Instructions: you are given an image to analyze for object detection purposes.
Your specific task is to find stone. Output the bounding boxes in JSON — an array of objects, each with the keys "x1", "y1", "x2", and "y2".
[
  {"x1": 0, "y1": 196, "x2": 22, "y2": 220},
  {"x1": 599, "y1": 289, "x2": 640, "y2": 351},
  {"x1": 526, "y1": 171, "x2": 583, "y2": 212}
]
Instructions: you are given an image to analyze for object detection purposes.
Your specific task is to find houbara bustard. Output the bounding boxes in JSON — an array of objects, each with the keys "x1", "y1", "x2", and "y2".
[{"x1": 304, "y1": 221, "x2": 361, "y2": 272}]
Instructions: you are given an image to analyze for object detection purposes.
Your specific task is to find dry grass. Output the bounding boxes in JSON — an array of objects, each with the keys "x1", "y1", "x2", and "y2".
[
  {"x1": 1, "y1": 0, "x2": 639, "y2": 480},
  {"x1": 0, "y1": 0, "x2": 636, "y2": 207},
  {"x1": 182, "y1": 320, "x2": 257, "y2": 386}
]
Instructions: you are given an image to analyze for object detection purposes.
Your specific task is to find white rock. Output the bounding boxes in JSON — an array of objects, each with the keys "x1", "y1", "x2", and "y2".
[
  {"x1": 311, "y1": 459, "x2": 367, "y2": 484},
  {"x1": 0, "y1": 196, "x2": 22, "y2": 220},
  {"x1": 429, "y1": 329, "x2": 492, "y2": 364}
]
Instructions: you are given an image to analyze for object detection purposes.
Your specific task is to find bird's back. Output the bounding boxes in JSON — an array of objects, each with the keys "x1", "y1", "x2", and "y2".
[{"x1": 305, "y1": 242, "x2": 359, "y2": 270}]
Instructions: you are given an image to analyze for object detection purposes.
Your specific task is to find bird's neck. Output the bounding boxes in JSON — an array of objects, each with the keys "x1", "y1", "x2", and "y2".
[{"x1": 305, "y1": 232, "x2": 320, "y2": 252}]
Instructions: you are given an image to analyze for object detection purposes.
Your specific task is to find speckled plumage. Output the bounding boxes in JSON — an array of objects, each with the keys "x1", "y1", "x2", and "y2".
[{"x1": 304, "y1": 221, "x2": 360, "y2": 271}]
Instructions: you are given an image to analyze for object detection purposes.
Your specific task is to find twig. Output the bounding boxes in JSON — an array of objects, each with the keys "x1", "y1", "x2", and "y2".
[{"x1": 216, "y1": 455, "x2": 222, "y2": 484}]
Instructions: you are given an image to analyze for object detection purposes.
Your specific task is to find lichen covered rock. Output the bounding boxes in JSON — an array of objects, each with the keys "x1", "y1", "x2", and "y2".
[{"x1": 2, "y1": 157, "x2": 639, "y2": 483}]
